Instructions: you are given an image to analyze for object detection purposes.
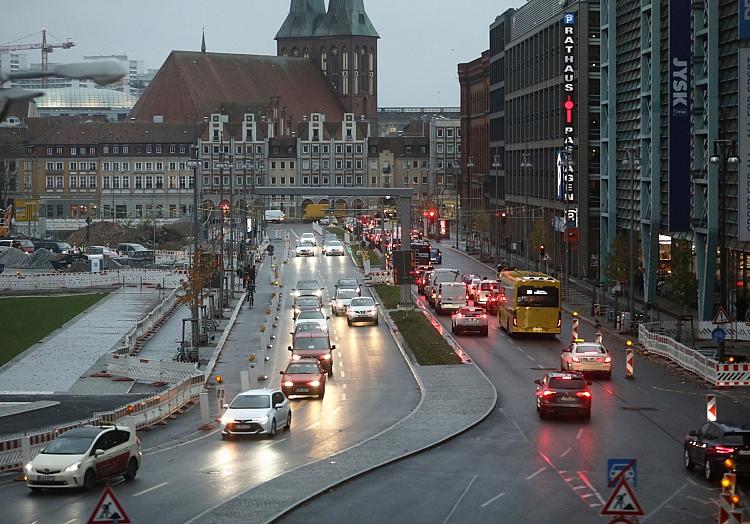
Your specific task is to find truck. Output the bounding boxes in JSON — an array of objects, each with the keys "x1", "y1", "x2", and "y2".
[
  {"x1": 303, "y1": 204, "x2": 329, "y2": 222},
  {"x1": 0, "y1": 203, "x2": 14, "y2": 238},
  {"x1": 264, "y1": 209, "x2": 286, "y2": 223}
]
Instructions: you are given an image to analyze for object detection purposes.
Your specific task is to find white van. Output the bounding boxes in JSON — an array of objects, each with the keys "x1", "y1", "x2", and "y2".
[
  {"x1": 436, "y1": 282, "x2": 468, "y2": 315},
  {"x1": 265, "y1": 209, "x2": 286, "y2": 223},
  {"x1": 427, "y1": 269, "x2": 461, "y2": 306}
]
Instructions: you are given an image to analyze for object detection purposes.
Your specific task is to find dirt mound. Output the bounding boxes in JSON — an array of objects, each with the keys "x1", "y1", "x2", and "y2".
[
  {"x1": 0, "y1": 247, "x2": 28, "y2": 268},
  {"x1": 66, "y1": 221, "x2": 188, "y2": 250},
  {"x1": 26, "y1": 248, "x2": 55, "y2": 270}
]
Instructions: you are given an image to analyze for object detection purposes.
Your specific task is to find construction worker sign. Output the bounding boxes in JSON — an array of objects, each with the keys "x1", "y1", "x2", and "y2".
[{"x1": 88, "y1": 484, "x2": 131, "y2": 524}]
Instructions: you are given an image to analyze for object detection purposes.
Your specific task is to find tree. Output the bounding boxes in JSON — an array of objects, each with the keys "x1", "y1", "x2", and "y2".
[
  {"x1": 666, "y1": 240, "x2": 698, "y2": 314},
  {"x1": 178, "y1": 248, "x2": 220, "y2": 348}
]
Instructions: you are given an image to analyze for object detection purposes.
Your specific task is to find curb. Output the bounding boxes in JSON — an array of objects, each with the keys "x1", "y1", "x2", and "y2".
[{"x1": 203, "y1": 293, "x2": 246, "y2": 384}]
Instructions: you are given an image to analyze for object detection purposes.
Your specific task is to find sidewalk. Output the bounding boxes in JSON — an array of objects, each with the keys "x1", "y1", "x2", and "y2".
[{"x1": 0, "y1": 289, "x2": 162, "y2": 394}]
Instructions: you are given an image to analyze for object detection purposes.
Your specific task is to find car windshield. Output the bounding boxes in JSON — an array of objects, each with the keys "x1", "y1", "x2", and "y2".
[
  {"x1": 517, "y1": 286, "x2": 560, "y2": 307},
  {"x1": 549, "y1": 378, "x2": 587, "y2": 390},
  {"x1": 294, "y1": 337, "x2": 330, "y2": 350},
  {"x1": 480, "y1": 282, "x2": 499, "y2": 291},
  {"x1": 231, "y1": 395, "x2": 270, "y2": 409},
  {"x1": 298, "y1": 311, "x2": 324, "y2": 320},
  {"x1": 297, "y1": 281, "x2": 319, "y2": 290},
  {"x1": 295, "y1": 323, "x2": 325, "y2": 334},
  {"x1": 575, "y1": 344, "x2": 605, "y2": 354},
  {"x1": 337, "y1": 290, "x2": 358, "y2": 299},
  {"x1": 351, "y1": 298, "x2": 375, "y2": 307},
  {"x1": 297, "y1": 298, "x2": 320, "y2": 308},
  {"x1": 338, "y1": 279, "x2": 358, "y2": 287},
  {"x1": 286, "y1": 363, "x2": 321, "y2": 374},
  {"x1": 42, "y1": 436, "x2": 94, "y2": 455},
  {"x1": 328, "y1": 241, "x2": 342, "y2": 247}
]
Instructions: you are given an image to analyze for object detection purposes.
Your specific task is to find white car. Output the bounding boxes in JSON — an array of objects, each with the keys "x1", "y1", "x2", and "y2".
[
  {"x1": 475, "y1": 280, "x2": 500, "y2": 308},
  {"x1": 296, "y1": 241, "x2": 316, "y2": 257},
  {"x1": 25, "y1": 425, "x2": 141, "y2": 491},
  {"x1": 347, "y1": 296, "x2": 379, "y2": 326},
  {"x1": 325, "y1": 240, "x2": 345, "y2": 256},
  {"x1": 220, "y1": 389, "x2": 291, "y2": 439},
  {"x1": 294, "y1": 309, "x2": 330, "y2": 332},
  {"x1": 561, "y1": 341, "x2": 612, "y2": 379},
  {"x1": 332, "y1": 288, "x2": 358, "y2": 315},
  {"x1": 300, "y1": 232, "x2": 317, "y2": 246},
  {"x1": 451, "y1": 306, "x2": 489, "y2": 336}
]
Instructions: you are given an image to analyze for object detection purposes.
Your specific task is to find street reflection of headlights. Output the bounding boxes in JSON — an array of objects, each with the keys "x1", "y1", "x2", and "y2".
[
  {"x1": 321, "y1": 354, "x2": 332, "y2": 360},
  {"x1": 283, "y1": 381, "x2": 294, "y2": 387}
]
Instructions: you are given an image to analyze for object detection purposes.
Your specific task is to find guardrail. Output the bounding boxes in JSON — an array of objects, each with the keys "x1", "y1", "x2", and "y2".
[
  {"x1": 106, "y1": 354, "x2": 198, "y2": 382},
  {"x1": 312, "y1": 221, "x2": 323, "y2": 235},
  {"x1": 115, "y1": 288, "x2": 180, "y2": 355},
  {"x1": 0, "y1": 268, "x2": 188, "y2": 292},
  {"x1": 0, "y1": 373, "x2": 204, "y2": 472}
]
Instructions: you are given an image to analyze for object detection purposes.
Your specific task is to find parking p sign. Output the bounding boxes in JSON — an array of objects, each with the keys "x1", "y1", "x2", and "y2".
[{"x1": 607, "y1": 458, "x2": 637, "y2": 488}]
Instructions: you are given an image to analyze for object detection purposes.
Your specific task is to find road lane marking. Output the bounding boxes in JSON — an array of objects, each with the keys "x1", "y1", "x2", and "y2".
[
  {"x1": 133, "y1": 481, "x2": 169, "y2": 497},
  {"x1": 560, "y1": 447, "x2": 572, "y2": 458},
  {"x1": 480, "y1": 491, "x2": 505, "y2": 508},
  {"x1": 145, "y1": 427, "x2": 221, "y2": 456},
  {"x1": 338, "y1": 360, "x2": 344, "y2": 367},
  {"x1": 576, "y1": 428, "x2": 584, "y2": 439},
  {"x1": 442, "y1": 474, "x2": 477, "y2": 524},
  {"x1": 330, "y1": 406, "x2": 341, "y2": 417},
  {"x1": 62, "y1": 520, "x2": 78, "y2": 524},
  {"x1": 305, "y1": 422, "x2": 320, "y2": 431},
  {"x1": 338, "y1": 352, "x2": 343, "y2": 358},
  {"x1": 525, "y1": 467, "x2": 546, "y2": 480},
  {"x1": 642, "y1": 482, "x2": 688, "y2": 522},
  {"x1": 516, "y1": 346, "x2": 525, "y2": 353},
  {"x1": 262, "y1": 437, "x2": 287, "y2": 448},
  {"x1": 342, "y1": 383, "x2": 347, "y2": 389},
  {"x1": 340, "y1": 370, "x2": 346, "y2": 378},
  {"x1": 576, "y1": 471, "x2": 606, "y2": 505},
  {"x1": 527, "y1": 354, "x2": 535, "y2": 361},
  {"x1": 684, "y1": 495, "x2": 714, "y2": 505}
]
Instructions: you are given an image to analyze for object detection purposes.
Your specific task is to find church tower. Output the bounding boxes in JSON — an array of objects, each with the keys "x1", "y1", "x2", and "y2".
[{"x1": 276, "y1": 0, "x2": 379, "y2": 118}]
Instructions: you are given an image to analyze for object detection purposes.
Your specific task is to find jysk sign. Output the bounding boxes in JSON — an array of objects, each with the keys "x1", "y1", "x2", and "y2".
[
  {"x1": 738, "y1": 48, "x2": 750, "y2": 242},
  {"x1": 668, "y1": 0, "x2": 691, "y2": 232},
  {"x1": 562, "y1": 13, "x2": 577, "y2": 224},
  {"x1": 740, "y1": 0, "x2": 750, "y2": 39}
]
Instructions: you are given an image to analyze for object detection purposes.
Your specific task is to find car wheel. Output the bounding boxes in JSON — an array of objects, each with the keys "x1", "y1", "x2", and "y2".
[
  {"x1": 347, "y1": 319, "x2": 352, "y2": 326},
  {"x1": 123, "y1": 458, "x2": 138, "y2": 481},
  {"x1": 684, "y1": 448, "x2": 694, "y2": 471},
  {"x1": 268, "y1": 419, "x2": 277, "y2": 439},
  {"x1": 221, "y1": 433, "x2": 230, "y2": 441},
  {"x1": 605, "y1": 371, "x2": 612, "y2": 380},
  {"x1": 285, "y1": 412, "x2": 292, "y2": 430},
  {"x1": 704, "y1": 458, "x2": 714, "y2": 481},
  {"x1": 451, "y1": 324, "x2": 455, "y2": 334},
  {"x1": 374, "y1": 317, "x2": 379, "y2": 326},
  {"x1": 83, "y1": 469, "x2": 96, "y2": 491},
  {"x1": 538, "y1": 409, "x2": 546, "y2": 419},
  {"x1": 327, "y1": 367, "x2": 333, "y2": 377}
]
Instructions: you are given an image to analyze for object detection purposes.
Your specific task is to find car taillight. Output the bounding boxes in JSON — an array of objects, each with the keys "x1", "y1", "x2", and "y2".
[
  {"x1": 283, "y1": 381, "x2": 294, "y2": 387},
  {"x1": 513, "y1": 312, "x2": 518, "y2": 327},
  {"x1": 557, "y1": 313, "x2": 562, "y2": 328},
  {"x1": 596, "y1": 357, "x2": 605, "y2": 363},
  {"x1": 605, "y1": 357, "x2": 612, "y2": 363},
  {"x1": 542, "y1": 390, "x2": 556, "y2": 397},
  {"x1": 571, "y1": 357, "x2": 580, "y2": 362},
  {"x1": 481, "y1": 314, "x2": 487, "y2": 319},
  {"x1": 714, "y1": 446, "x2": 736, "y2": 454},
  {"x1": 576, "y1": 391, "x2": 591, "y2": 398}
]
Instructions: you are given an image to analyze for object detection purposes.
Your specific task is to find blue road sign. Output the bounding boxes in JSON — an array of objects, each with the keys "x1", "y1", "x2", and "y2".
[
  {"x1": 608, "y1": 458, "x2": 637, "y2": 488},
  {"x1": 712, "y1": 327, "x2": 727, "y2": 343}
]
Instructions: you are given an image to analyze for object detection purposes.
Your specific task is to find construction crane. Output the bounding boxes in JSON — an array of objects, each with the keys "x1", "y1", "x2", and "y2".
[{"x1": 0, "y1": 29, "x2": 75, "y2": 87}]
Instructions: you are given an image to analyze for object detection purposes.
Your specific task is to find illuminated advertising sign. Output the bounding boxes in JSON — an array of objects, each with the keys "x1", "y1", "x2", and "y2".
[
  {"x1": 739, "y1": 48, "x2": 750, "y2": 242},
  {"x1": 562, "y1": 12, "x2": 577, "y2": 226},
  {"x1": 741, "y1": 0, "x2": 750, "y2": 40}
]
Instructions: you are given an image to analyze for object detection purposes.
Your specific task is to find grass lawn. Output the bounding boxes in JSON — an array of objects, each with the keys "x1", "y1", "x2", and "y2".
[
  {"x1": 0, "y1": 293, "x2": 108, "y2": 367},
  {"x1": 373, "y1": 285, "x2": 401, "y2": 310},
  {"x1": 326, "y1": 226, "x2": 346, "y2": 240},
  {"x1": 390, "y1": 310, "x2": 462, "y2": 366}
]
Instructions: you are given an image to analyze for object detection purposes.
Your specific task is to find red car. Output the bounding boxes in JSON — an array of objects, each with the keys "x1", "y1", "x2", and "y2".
[{"x1": 280, "y1": 358, "x2": 327, "y2": 399}]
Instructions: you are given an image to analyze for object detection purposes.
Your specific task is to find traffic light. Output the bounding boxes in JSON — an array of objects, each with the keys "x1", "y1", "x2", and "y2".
[
  {"x1": 539, "y1": 243, "x2": 546, "y2": 259},
  {"x1": 501, "y1": 211, "x2": 507, "y2": 224},
  {"x1": 428, "y1": 210, "x2": 436, "y2": 223},
  {"x1": 221, "y1": 202, "x2": 230, "y2": 217}
]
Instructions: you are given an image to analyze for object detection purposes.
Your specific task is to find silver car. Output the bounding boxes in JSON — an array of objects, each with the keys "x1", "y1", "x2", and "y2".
[
  {"x1": 451, "y1": 306, "x2": 489, "y2": 336},
  {"x1": 332, "y1": 288, "x2": 358, "y2": 315},
  {"x1": 347, "y1": 296, "x2": 379, "y2": 326},
  {"x1": 220, "y1": 389, "x2": 291, "y2": 439},
  {"x1": 561, "y1": 341, "x2": 612, "y2": 378},
  {"x1": 325, "y1": 240, "x2": 345, "y2": 256},
  {"x1": 296, "y1": 241, "x2": 316, "y2": 257}
]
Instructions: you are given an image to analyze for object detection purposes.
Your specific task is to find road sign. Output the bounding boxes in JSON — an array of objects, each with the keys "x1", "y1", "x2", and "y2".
[
  {"x1": 718, "y1": 505, "x2": 742, "y2": 524},
  {"x1": 608, "y1": 459, "x2": 637, "y2": 488},
  {"x1": 707, "y1": 394, "x2": 718, "y2": 422},
  {"x1": 714, "y1": 305, "x2": 731, "y2": 324},
  {"x1": 712, "y1": 327, "x2": 727, "y2": 343},
  {"x1": 88, "y1": 484, "x2": 131, "y2": 524},
  {"x1": 601, "y1": 478, "x2": 645, "y2": 517}
]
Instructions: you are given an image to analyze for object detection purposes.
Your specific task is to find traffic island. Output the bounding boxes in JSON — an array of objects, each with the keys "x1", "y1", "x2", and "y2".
[
  {"x1": 390, "y1": 310, "x2": 462, "y2": 365},
  {"x1": 372, "y1": 284, "x2": 400, "y2": 310}
]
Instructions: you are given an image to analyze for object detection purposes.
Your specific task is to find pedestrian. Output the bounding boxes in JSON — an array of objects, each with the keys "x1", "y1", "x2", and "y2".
[{"x1": 247, "y1": 263, "x2": 256, "y2": 286}]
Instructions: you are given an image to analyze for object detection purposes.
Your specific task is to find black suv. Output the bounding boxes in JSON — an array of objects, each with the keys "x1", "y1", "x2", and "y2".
[
  {"x1": 684, "y1": 422, "x2": 750, "y2": 481},
  {"x1": 535, "y1": 371, "x2": 592, "y2": 420}
]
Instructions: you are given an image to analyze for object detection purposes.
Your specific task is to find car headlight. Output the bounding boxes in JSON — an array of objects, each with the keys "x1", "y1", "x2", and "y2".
[
  {"x1": 64, "y1": 461, "x2": 81, "y2": 473},
  {"x1": 254, "y1": 416, "x2": 269, "y2": 424},
  {"x1": 314, "y1": 290, "x2": 321, "y2": 297},
  {"x1": 25, "y1": 462, "x2": 33, "y2": 473},
  {"x1": 309, "y1": 381, "x2": 321, "y2": 387},
  {"x1": 283, "y1": 381, "x2": 294, "y2": 387},
  {"x1": 220, "y1": 415, "x2": 235, "y2": 425},
  {"x1": 292, "y1": 354, "x2": 302, "y2": 361},
  {"x1": 321, "y1": 353, "x2": 332, "y2": 360},
  {"x1": 294, "y1": 291, "x2": 301, "y2": 297}
]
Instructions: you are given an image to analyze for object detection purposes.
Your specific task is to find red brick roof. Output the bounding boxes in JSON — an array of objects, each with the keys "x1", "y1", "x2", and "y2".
[{"x1": 129, "y1": 51, "x2": 345, "y2": 125}]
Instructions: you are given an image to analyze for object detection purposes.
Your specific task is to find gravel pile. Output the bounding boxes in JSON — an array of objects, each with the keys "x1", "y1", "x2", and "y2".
[
  {"x1": 0, "y1": 248, "x2": 29, "y2": 269},
  {"x1": 26, "y1": 249, "x2": 55, "y2": 270}
]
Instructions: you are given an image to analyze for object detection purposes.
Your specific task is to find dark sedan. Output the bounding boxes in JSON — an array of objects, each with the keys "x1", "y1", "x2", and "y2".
[
  {"x1": 684, "y1": 422, "x2": 750, "y2": 481},
  {"x1": 535, "y1": 371, "x2": 592, "y2": 420}
]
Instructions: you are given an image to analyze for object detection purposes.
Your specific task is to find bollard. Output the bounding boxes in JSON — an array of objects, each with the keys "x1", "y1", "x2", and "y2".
[
  {"x1": 248, "y1": 354, "x2": 257, "y2": 384},
  {"x1": 571, "y1": 311, "x2": 579, "y2": 342},
  {"x1": 258, "y1": 354, "x2": 270, "y2": 382},
  {"x1": 707, "y1": 394, "x2": 717, "y2": 422},
  {"x1": 21, "y1": 435, "x2": 31, "y2": 470},
  {"x1": 199, "y1": 392, "x2": 211, "y2": 429},
  {"x1": 595, "y1": 332, "x2": 603, "y2": 344},
  {"x1": 625, "y1": 340, "x2": 634, "y2": 379},
  {"x1": 240, "y1": 370, "x2": 250, "y2": 392},
  {"x1": 216, "y1": 385, "x2": 225, "y2": 417}
]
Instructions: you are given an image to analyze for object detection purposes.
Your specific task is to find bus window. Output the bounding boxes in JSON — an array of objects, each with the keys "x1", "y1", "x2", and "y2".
[{"x1": 517, "y1": 286, "x2": 559, "y2": 307}]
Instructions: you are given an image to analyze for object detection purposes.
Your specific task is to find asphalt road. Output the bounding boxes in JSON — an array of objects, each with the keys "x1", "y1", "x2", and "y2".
[
  {"x1": 0, "y1": 224, "x2": 420, "y2": 524},
  {"x1": 282, "y1": 243, "x2": 750, "y2": 524}
]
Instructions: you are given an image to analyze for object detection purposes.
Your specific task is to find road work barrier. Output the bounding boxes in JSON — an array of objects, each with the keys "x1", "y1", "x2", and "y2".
[
  {"x1": 115, "y1": 288, "x2": 180, "y2": 355},
  {"x1": 0, "y1": 268, "x2": 187, "y2": 292}
]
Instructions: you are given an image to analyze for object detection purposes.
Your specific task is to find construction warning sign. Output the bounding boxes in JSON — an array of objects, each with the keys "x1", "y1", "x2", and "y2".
[
  {"x1": 601, "y1": 478, "x2": 644, "y2": 516},
  {"x1": 87, "y1": 484, "x2": 131, "y2": 524}
]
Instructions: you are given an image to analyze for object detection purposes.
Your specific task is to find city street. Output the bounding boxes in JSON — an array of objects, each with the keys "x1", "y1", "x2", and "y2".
[
  {"x1": 282, "y1": 244, "x2": 750, "y2": 523},
  {"x1": 0, "y1": 225, "x2": 420, "y2": 524}
]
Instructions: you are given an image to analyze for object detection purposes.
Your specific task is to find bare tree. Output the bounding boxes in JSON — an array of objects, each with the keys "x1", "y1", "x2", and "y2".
[{"x1": 0, "y1": 140, "x2": 23, "y2": 210}]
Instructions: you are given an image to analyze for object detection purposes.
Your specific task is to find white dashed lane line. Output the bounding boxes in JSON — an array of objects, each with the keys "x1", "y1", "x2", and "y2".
[
  {"x1": 305, "y1": 422, "x2": 320, "y2": 431},
  {"x1": 576, "y1": 428, "x2": 584, "y2": 440},
  {"x1": 525, "y1": 467, "x2": 547, "y2": 480},
  {"x1": 133, "y1": 481, "x2": 169, "y2": 497},
  {"x1": 480, "y1": 492, "x2": 505, "y2": 508},
  {"x1": 560, "y1": 447, "x2": 572, "y2": 458}
]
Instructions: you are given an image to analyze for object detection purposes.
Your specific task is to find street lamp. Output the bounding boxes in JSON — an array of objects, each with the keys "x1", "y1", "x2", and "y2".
[
  {"x1": 216, "y1": 154, "x2": 236, "y2": 298},
  {"x1": 466, "y1": 155, "x2": 475, "y2": 251},
  {"x1": 520, "y1": 149, "x2": 533, "y2": 270},
  {"x1": 186, "y1": 147, "x2": 201, "y2": 354},
  {"x1": 709, "y1": 141, "x2": 740, "y2": 362},
  {"x1": 492, "y1": 155, "x2": 501, "y2": 258},
  {"x1": 621, "y1": 148, "x2": 640, "y2": 324}
]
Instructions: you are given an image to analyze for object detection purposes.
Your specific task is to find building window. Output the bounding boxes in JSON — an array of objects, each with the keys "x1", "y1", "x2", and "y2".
[
  {"x1": 156, "y1": 175, "x2": 164, "y2": 189},
  {"x1": 79, "y1": 176, "x2": 87, "y2": 189},
  {"x1": 303, "y1": 176, "x2": 309, "y2": 185},
  {"x1": 356, "y1": 160, "x2": 363, "y2": 169},
  {"x1": 336, "y1": 145, "x2": 343, "y2": 154},
  {"x1": 169, "y1": 175, "x2": 177, "y2": 189},
  {"x1": 122, "y1": 162, "x2": 129, "y2": 171},
  {"x1": 313, "y1": 176, "x2": 319, "y2": 185},
  {"x1": 69, "y1": 176, "x2": 77, "y2": 188},
  {"x1": 89, "y1": 176, "x2": 97, "y2": 188},
  {"x1": 437, "y1": 144, "x2": 444, "y2": 154},
  {"x1": 170, "y1": 145, "x2": 176, "y2": 154},
  {"x1": 122, "y1": 176, "x2": 130, "y2": 189},
  {"x1": 169, "y1": 162, "x2": 177, "y2": 171},
  {"x1": 113, "y1": 176, "x2": 120, "y2": 189},
  {"x1": 356, "y1": 176, "x2": 362, "y2": 185},
  {"x1": 436, "y1": 128, "x2": 443, "y2": 138},
  {"x1": 213, "y1": 176, "x2": 220, "y2": 186},
  {"x1": 156, "y1": 162, "x2": 163, "y2": 171},
  {"x1": 145, "y1": 176, "x2": 153, "y2": 189},
  {"x1": 69, "y1": 162, "x2": 78, "y2": 171},
  {"x1": 135, "y1": 176, "x2": 143, "y2": 189},
  {"x1": 122, "y1": 146, "x2": 128, "y2": 154},
  {"x1": 70, "y1": 147, "x2": 77, "y2": 156},
  {"x1": 103, "y1": 176, "x2": 110, "y2": 189},
  {"x1": 46, "y1": 147, "x2": 53, "y2": 155},
  {"x1": 371, "y1": 176, "x2": 377, "y2": 185},
  {"x1": 135, "y1": 162, "x2": 142, "y2": 171},
  {"x1": 336, "y1": 176, "x2": 343, "y2": 185},
  {"x1": 46, "y1": 176, "x2": 54, "y2": 189},
  {"x1": 180, "y1": 176, "x2": 187, "y2": 189},
  {"x1": 271, "y1": 161, "x2": 277, "y2": 169},
  {"x1": 103, "y1": 146, "x2": 110, "y2": 154},
  {"x1": 146, "y1": 162, "x2": 153, "y2": 171},
  {"x1": 56, "y1": 162, "x2": 64, "y2": 171},
  {"x1": 146, "y1": 145, "x2": 153, "y2": 154}
]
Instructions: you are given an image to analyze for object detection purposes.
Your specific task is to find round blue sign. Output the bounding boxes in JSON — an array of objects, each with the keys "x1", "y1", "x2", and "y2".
[{"x1": 712, "y1": 327, "x2": 727, "y2": 343}]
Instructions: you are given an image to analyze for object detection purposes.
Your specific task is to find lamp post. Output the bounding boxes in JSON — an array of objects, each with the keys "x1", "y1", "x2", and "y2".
[
  {"x1": 216, "y1": 154, "x2": 236, "y2": 297},
  {"x1": 520, "y1": 149, "x2": 533, "y2": 270},
  {"x1": 709, "y1": 141, "x2": 740, "y2": 362},
  {"x1": 492, "y1": 155, "x2": 501, "y2": 258},
  {"x1": 186, "y1": 146, "x2": 201, "y2": 353},
  {"x1": 466, "y1": 155, "x2": 475, "y2": 251},
  {"x1": 621, "y1": 148, "x2": 640, "y2": 323}
]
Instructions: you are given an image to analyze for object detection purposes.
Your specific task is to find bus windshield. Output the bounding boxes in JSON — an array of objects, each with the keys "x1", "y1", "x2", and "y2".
[{"x1": 517, "y1": 286, "x2": 559, "y2": 307}]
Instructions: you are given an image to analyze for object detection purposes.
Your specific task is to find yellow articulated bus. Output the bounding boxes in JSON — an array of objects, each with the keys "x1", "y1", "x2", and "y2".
[{"x1": 497, "y1": 271, "x2": 561, "y2": 338}]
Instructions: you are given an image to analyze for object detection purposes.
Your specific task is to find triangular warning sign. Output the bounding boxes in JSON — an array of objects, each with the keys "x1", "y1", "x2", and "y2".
[
  {"x1": 601, "y1": 478, "x2": 645, "y2": 516},
  {"x1": 714, "y1": 305, "x2": 731, "y2": 324},
  {"x1": 87, "y1": 484, "x2": 131, "y2": 524}
]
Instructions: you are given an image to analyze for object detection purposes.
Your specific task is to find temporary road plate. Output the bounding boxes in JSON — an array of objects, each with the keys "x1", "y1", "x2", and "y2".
[
  {"x1": 607, "y1": 458, "x2": 637, "y2": 488},
  {"x1": 601, "y1": 478, "x2": 644, "y2": 516},
  {"x1": 88, "y1": 484, "x2": 131, "y2": 524}
]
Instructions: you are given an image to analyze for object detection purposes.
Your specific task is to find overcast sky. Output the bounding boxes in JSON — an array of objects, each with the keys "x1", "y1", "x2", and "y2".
[{"x1": 2, "y1": 0, "x2": 515, "y2": 106}]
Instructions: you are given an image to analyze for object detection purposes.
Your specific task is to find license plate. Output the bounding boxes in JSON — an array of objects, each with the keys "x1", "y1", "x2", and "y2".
[
  {"x1": 297, "y1": 388, "x2": 309, "y2": 393},
  {"x1": 38, "y1": 475, "x2": 55, "y2": 481},
  {"x1": 234, "y1": 424, "x2": 252, "y2": 429},
  {"x1": 559, "y1": 397, "x2": 576, "y2": 402},
  {"x1": 739, "y1": 450, "x2": 750, "y2": 455},
  {"x1": 467, "y1": 319, "x2": 478, "y2": 323},
  {"x1": 532, "y1": 327, "x2": 543, "y2": 332}
]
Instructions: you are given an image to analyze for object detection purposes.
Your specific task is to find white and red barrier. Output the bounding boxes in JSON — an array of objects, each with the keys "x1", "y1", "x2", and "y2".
[
  {"x1": 106, "y1": 354, "x2": 200, "y2": 383},
  {"x1": 0, "y1": 269, "x2": 187, "y2": 292},
  {"x1": 707, "y1": 394, "x2": 717, "y2": 421},
  {"x1": 715, "y1": 363, "x2": 750, "y2": 386}
]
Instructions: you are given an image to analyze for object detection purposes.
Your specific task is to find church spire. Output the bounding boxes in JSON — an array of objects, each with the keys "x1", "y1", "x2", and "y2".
[
  {"x1": 201, "y1": 27, "x2": 206, "y2": 53},
  {"x1": 276, "y1": 0, "x2": 326, "y2": 40},
  {"x1": 316, "y1": 0, "x2": 379, "y2": 38}
]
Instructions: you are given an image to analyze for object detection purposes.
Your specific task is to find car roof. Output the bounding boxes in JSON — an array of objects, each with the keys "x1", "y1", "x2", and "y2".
[
  {"x1": 545, "y1": 371, "x2": 584, "y2": 380},
  {"x1": 297, "y1": 280, "x2": 319, "y2": 286},
  {"x1": 237, "y1": 389, "x2": 275, "y2": 396},
  {"x1": 60, "y1": 426, "x2": 112, "y2": 438}
]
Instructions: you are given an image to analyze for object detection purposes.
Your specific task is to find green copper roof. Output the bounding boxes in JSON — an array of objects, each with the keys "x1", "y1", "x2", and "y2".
[
  {"x1": 316, "y1": 0, "x2": 379, "y2": 38},
  {"x1": 275, "y1": 0, "x2": 326, "y2": 39}
]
